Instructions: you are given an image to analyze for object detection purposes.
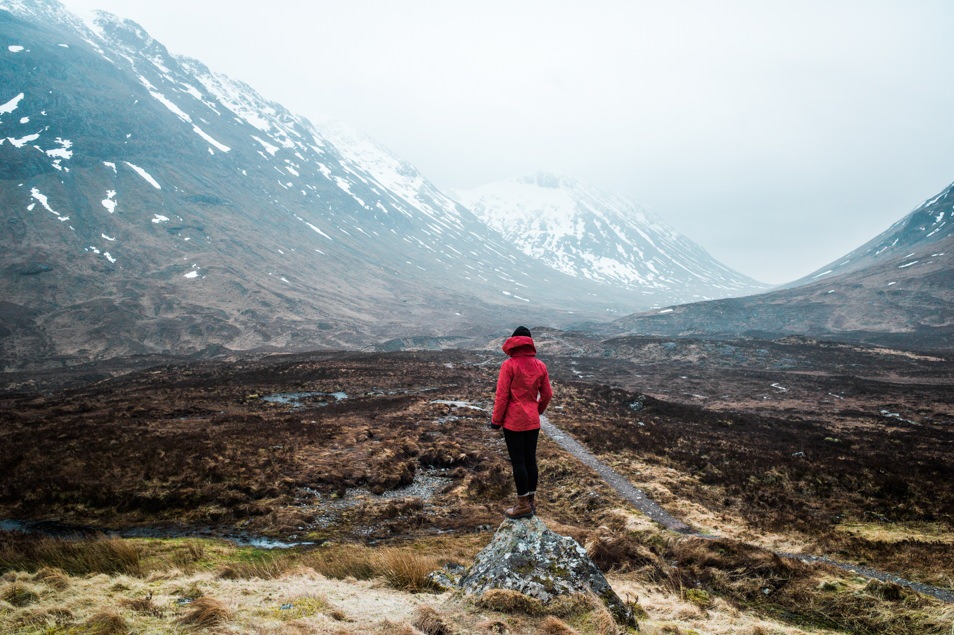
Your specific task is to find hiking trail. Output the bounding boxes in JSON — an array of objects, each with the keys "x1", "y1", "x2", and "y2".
[{"x1": 539, "y1": 415, "x2": 954, "y2": 604}]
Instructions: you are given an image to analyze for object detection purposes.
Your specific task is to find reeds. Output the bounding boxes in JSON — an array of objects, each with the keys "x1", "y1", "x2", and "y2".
[
  {"x1": 0, "y1": 534, "x2": 142, "y2": 577},
  {"x1": 302, "y1": 543, "x2": 443, "y2": 592}
]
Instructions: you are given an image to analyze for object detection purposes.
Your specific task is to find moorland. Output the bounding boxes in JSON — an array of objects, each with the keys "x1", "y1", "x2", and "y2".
[{"x1": 1, "y1": 334, "x2": 952, "y2": 634}]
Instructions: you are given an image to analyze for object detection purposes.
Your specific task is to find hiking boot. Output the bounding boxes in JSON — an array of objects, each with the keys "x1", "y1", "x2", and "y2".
[
  {"x1": 504, "y1": 494, "x2": 534, "y2": 519},
  {"x1": 528, "y1": 492, "x2": 536, "y2": 513}
]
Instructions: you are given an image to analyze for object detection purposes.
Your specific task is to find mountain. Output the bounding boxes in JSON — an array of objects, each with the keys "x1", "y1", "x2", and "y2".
[
  {"x1": 788, "y1": 181, "x2": 954, "y2": 286},
  {"x1": 453, "y1": 174, "x2": 769, "y2": 306},
  {"x1": 609, "y1": 182, "x2": 954, "y2": 350},
  {"x1": 0, "y1": 0, "x2": 663, "y2": 370}
]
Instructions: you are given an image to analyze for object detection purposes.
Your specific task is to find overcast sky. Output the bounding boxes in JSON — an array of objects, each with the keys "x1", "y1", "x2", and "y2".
[{"x1": 59, "y1": 0, "x2": 954, "y2": 284}]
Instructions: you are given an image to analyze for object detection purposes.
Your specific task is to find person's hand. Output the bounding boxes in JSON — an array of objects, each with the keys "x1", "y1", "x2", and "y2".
[{"x1": 489, "y1": 422, "x2": 502, "y2": 431}]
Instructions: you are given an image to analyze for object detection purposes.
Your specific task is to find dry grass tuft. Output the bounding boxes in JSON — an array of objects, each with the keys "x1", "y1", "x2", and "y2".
[
  {"x1": 81, "y1": 609, "x2": 130, "y2": 635},
  {"x1": 32, "y1": 566, "x2": 70, "y2": 590},
  {"x1": 587, "y1": 603, "x2": 623, "y2": 635},
  {"x1": 547, "y1": 593, "x2": 598, "y2": 618},
  {"x1": 303, "y1": 544, "x2": 378, "y2": 580},
  {"x1": 538, "y1": 615, "x2": 578, "y2": 634},
  {"x1": 371, "y1": 619, "x2": 420, "y2": 634},
  {"x1": 301, "y1": 543, "x2": 444, "y2": 592},
  {"x1": 375, "y1": 547, "x2": 443, "y2": 592},
  {"x1": 177, "y1": 596, "x2": 231, "y2": 629},
  {"x1": 11, "y1": 606, "x2": 74, "y2": 629},
  {"x1": 586, "y1": 531, "x2": 662, "y2": 573},
  {"x1": 120, "y1": 592, "x2": 164, "y2": 617},
  {"x1": 412, "y1": 604, "x2": 453, "y2": 635},
  {"x1": 217, "y1": 557, "x2": 287, "y2": 580},
  {"x1": 476, "y1": 588, "x2": 545, "y2": 616},
  {"x1": 0, "y1": 534, "x2": 144, "y2": 577},
  {"x1": 1, "y1": 581, "x2": 39, "y2": 607},
  {"x1": 477, "y1": 619, "x2": 510, "y2": 633},
  {"x1": 863, "y1": 578, "x2": 905, "y2": 601}
]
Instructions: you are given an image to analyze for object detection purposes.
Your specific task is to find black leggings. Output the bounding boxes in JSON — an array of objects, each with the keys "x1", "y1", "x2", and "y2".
[{"x1": 503, "y1": 428, "x2": 539, "y2": 496}]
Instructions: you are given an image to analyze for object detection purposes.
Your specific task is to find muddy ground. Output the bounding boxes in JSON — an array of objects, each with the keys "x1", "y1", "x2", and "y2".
[{"x1": 1, "y1": 335, "x2": 952, "y2": 591}]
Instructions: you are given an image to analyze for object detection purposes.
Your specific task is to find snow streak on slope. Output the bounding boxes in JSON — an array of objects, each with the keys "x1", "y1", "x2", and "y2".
[
  {"x1": 455, "y1": 174, "x2": 768, "y2": 304},
  {"x1": 798, "y1": 181, "x2": 954, "y2": 285}
]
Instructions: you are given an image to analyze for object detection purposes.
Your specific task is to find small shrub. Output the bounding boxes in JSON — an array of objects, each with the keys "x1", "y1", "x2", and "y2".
[
  {"x1": 177, "y1": 596, "x2": 231, "y2": 629},
  {"x1": 412, "y1": 604, "x2": 453, "y2": 635}
]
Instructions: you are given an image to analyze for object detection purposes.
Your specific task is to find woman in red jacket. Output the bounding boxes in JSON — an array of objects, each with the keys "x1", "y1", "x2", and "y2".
[{"x1": 491, "y1": 326, "x2": 553, "y2": 519}]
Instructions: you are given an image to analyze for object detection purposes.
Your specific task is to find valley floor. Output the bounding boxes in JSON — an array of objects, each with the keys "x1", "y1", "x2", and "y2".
[{"x1": 1, "y1": 339, "x2": 953, "y2": 633}]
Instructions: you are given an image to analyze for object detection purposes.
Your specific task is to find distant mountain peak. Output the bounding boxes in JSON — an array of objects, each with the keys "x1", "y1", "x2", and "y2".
[
  {"x1": 518, "y1": 172, "x2": 575, "y2": 189},
  {"x1": 792, "y1": 180, "x2": 954, "y2": 285},
  {"x1": 454, "y1": 176, "x2": 767, "y2": 303}
]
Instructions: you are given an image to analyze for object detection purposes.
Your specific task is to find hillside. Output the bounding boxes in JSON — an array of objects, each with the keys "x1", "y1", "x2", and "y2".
[
  {"x1": 0, "y1": 1, "x2": 656, "y2": 371},
  {"x1": 454, "y1": 174, "x2": 768, "y2": 305},
  {"x1": 609, "y1": 182, "x2": 954, "y2": 350}
]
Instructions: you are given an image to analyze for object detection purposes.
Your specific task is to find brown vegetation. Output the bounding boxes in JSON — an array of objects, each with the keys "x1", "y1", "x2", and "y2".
[{"x1": 0, "y1": 343, "x2": 952, "y2": 633}]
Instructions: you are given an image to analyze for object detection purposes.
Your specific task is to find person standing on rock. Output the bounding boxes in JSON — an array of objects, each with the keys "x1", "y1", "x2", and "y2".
[{"x1": 491, "y1": 326, "x2": 553, "y2": 519}]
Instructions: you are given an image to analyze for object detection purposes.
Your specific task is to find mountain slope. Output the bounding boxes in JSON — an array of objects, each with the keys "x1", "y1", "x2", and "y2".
[
  {"x1": 609, "y1": 182, "x2": 954, "y2": 350},
  {"x1": 790, "y1": 180, "x2": 954, "y2": 286},
  {"x1": 453, "y1": 174, "x2": 769, "y2": 306},
  {"x1": 0, "y1": 1, "x2": 656, "y2": 370}
]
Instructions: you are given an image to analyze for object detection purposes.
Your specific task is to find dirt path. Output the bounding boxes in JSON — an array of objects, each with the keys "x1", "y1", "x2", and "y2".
[{"x1": 540, "y1": 415, "x2": 954, "y2": 604}]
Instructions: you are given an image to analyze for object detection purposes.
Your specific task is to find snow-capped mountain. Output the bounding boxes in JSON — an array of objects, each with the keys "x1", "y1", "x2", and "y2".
[
  {"x1": 454, "y1": 174, "x2": 769, "y2": 305},
  {"x1": 0, "y1": 0, "x2": 662, "y2": 368},
  {"x1": 609, "y1": 182, "x2": 954, "y2": 350}
]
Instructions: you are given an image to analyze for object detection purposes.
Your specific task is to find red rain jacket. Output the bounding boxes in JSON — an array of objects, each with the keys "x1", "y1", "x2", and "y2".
[{"x1": 491, "y1": 335, "x2": 553, "y2": 431}]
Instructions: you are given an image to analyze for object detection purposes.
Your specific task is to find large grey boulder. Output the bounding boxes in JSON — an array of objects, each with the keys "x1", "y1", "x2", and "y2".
[{"x1": 454, "y1": 516, "x2": 636, "y2": 626}]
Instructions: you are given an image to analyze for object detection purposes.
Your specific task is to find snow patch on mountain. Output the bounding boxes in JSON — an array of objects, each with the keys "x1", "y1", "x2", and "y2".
[
  {"x1": 454, "y1": 174, "x2": 768, "y2": 302},
  {"x1": 793, "y1": 180, "x2": 954, "y2": 285}
]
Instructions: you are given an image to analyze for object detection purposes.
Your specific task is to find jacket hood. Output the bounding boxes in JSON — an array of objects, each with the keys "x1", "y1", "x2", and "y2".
[{"x1": 502, "y1": 335, "x2": 536, "y2": 357}]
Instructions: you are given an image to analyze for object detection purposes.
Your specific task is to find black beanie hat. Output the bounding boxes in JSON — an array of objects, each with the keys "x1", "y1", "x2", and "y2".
[{"x1": 512, "y1": 326, "x2": 532, "y2": 338}]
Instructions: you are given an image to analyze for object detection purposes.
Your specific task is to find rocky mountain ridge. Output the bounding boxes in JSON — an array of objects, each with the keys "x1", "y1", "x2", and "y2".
[{"x1": 454, "y1": 173, "x2": 769, "y2": 304}]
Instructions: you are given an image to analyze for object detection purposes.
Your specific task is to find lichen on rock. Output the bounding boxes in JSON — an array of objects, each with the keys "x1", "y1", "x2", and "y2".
[{"x1": 455, "y1": 516, "x2": 637, "y2": 626}]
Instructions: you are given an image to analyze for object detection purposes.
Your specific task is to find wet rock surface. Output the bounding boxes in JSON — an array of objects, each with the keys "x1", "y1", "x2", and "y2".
[{"x1": 458, "y1": 516, "x2": 636, "y2": 626}]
